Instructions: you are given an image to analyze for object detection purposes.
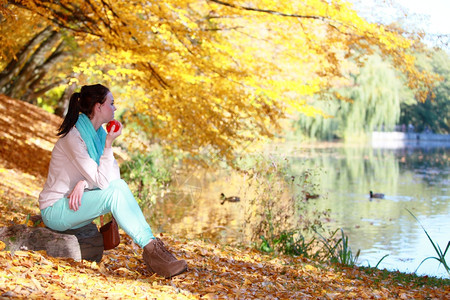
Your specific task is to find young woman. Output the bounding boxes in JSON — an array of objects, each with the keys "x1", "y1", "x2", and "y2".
[{"x1": 39, "y1": 84, "x2": 187, "y2": 278}]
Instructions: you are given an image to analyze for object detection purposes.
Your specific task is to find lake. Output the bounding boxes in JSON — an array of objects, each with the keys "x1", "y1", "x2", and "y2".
[{"x1": 146, "y1": 140, "x2": 450, "y2": 279}]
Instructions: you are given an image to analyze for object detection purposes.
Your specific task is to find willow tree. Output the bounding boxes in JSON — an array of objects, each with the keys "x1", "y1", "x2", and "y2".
[
  {"x1": 295, "y1": 54, "x2": 416, "y2": 140},
  {"x1": 0, "y1": 0, "x2": 439, "y2": 163},
  {"x1": 340, "y1": 55, "x2": 414, "y2": 138}
]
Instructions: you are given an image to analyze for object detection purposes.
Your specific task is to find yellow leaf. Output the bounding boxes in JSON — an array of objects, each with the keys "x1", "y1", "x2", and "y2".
[{"x1": 305, "y1": 264, "x2": 316, "y2": 271}]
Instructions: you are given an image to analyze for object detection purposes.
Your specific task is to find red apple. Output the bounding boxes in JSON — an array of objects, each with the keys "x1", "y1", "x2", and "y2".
[{"x1": 106, "y1": 120, "x2": 120, "y2": 133}]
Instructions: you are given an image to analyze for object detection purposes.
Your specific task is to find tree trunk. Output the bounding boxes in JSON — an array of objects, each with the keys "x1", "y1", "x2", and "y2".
[
  {"x1": 24, "y1": 80, "x2": 64, "y2": 103},
  {"x1": 6, "y1": 30, "x2": 63, "y2": 100},
  {"x1": 0, "y1": 26, "x2": 53, "y2": 91},
  {"x1": 22, "y1": 43, "x2": 70, "y2": 102},
  {"x1": 54, "y1": 81, "x2": 77, "y2": 117}
]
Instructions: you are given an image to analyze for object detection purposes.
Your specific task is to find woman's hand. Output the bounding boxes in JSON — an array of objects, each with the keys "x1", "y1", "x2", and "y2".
[
  {"x1": 105, "y1": 121, "x2": 122, "y2": 149},
  {"x1": 69, "y1": 180, "x2": 87, "y2": 211}
]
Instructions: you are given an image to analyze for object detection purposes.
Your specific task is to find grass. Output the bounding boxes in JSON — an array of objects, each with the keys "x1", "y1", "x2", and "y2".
[
  {"x1": 356, "y1": 266, "x2": 450, "y2": 289},
  {"x1": 316, "y1": 228, "x2": 360, "y2": 267},
  {"x1": 406, "y1": 208, "x2": 450, "y2": 276},
  {"x1": 258, "y1": 230, "x2": 317, "y2": 258}
]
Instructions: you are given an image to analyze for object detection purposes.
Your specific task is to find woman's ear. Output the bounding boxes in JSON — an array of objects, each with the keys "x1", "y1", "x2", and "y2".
[{"x1": 93, "y1": 102, "x2": 102, "y2": 115}]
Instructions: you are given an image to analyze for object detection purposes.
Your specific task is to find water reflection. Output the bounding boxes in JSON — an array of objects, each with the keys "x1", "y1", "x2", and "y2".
[
  {"x1": 146, "y1": 142, "x2": 450, "y2": 278},
  {"x1": 144, "y1": 169, "x2": 250, "y2": 245},
  {"x1": 283, "y1": 144, "x2": 449, "y2": 278}
]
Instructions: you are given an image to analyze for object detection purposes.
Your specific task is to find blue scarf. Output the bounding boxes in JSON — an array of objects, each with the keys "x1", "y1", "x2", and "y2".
[{"x1": 75, "y1": 113, "x2": 107, "y2": 165}]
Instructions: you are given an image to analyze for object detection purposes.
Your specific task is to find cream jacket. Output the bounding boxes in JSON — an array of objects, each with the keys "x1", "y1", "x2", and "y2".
[{"x1": 38, "y1": 127, "x2": 120, "y2": 210}]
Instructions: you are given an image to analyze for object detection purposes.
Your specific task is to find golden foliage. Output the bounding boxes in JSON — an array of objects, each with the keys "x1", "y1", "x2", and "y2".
[
  {"x1": 0, "y1": 5, "x2": 51, "y2": 63},
  {"x1": 1, "y1": 0, "x2": 440, "y2": 162}
]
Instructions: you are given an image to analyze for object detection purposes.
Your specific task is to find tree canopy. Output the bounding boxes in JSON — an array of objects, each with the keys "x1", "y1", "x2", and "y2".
[{"x1": 0, "y1": 0, "x2": 439, "y2": 163}]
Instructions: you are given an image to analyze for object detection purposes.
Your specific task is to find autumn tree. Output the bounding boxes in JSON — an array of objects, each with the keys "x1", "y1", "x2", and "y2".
[
  {"x1": 0, "y1": 6, "x2": 81, "y2": 108},
  {"x1": 0, "y1": 0, "x2": 440, "y2": 163}
]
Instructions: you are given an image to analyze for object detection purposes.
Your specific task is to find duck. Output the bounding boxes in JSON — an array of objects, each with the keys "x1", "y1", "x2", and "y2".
[
  {"x1": 304, "y1": 192, "x2": 319, "y2": 200},
  {"x1": 370, "y1": 191, "x2": 384, "y2": 199},
  {"x1": 220, "y1": 193, "x2": 240, "y2": 205}
]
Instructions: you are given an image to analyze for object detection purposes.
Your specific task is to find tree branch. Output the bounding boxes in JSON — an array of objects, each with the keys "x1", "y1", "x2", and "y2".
[
  {"x1": 208, "y1": 0, "x2": 328, "y2": 21},
  {"x1": 144, "y1": 62, "x2": 170, "y2": 89}
]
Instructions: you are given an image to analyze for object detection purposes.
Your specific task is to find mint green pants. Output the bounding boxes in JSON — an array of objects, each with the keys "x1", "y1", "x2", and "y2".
[{"x1": 41, "y1": 179, "x2": 154, "y2": 248}]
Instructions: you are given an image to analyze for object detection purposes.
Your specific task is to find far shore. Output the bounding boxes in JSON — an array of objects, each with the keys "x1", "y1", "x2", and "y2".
[{"x1": 371, "y1": 132, "x2": 450, "y2": 149}]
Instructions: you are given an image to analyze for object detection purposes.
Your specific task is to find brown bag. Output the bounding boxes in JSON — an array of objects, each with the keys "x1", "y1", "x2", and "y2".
[{"x1": 99, "y1": 215, "x2": 120, "y2": 250}]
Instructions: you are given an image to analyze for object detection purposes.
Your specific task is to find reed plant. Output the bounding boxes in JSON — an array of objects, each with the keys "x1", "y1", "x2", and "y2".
[
  {"x1": 316, "y1": 228, "x2": 360, "y2": 267},
  {"x1": 364, "y1": 254, "x2": 389, "y2": 269},
  {"x1": 406, "y1": 209, "x2": 450, "y2": 276}
]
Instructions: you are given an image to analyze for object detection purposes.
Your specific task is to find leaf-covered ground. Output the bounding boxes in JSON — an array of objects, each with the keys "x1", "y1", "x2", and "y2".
[{"x1": 0, "y1": 94, "x2": 449, "y2": 299}]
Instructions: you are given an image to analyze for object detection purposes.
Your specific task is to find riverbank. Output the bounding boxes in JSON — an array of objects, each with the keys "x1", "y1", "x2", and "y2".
[
  {"x1": 1, "y1": 94, "x2": 449, "y2": 298},
  {"x1": 372, "y1": 131, "x2": 450, "y2": 149}
]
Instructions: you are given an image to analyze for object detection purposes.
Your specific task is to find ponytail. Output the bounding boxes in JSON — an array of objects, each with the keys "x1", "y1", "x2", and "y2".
[
  {"x1": 57, "y1": 92, "x2": 81, "y2": 137},
  {"x1": 57, "y1": 84, "x2": 110, "y2": 137}
]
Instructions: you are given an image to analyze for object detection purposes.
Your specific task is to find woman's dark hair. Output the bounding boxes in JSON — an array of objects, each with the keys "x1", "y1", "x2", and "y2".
[{"x1": 57, "y1": 84, "x2": 110, "y2": 137}]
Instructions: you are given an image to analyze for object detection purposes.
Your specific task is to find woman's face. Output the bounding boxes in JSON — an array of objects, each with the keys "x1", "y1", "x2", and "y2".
[{"x1": 98, "y1": 92, "x2": 116, "y2": 123}]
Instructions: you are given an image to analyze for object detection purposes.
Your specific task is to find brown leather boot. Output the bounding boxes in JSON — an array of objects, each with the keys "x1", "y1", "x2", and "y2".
[
  {"x1": 143, "y1": 239, "x2": 187, "y2": 278},
  {"x1": 155, "y1": 238, "x2": 177, "y2": 261}
]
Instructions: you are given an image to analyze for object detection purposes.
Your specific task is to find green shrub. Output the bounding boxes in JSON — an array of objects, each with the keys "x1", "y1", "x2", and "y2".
[
  {"x1": 238, "y1": 154, "x2": 330, "y2": 259},
  {"x1": 120, "y1": 152, "x2": 172, "y2": 207}
]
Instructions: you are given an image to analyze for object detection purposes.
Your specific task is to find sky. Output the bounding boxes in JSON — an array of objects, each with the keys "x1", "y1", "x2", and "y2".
[
  {"x1": 350, "y1": 0, "x2": 449, "y2": 50},
  {"x1": 395, "y1": 0, "x2": 450, "y2": 35}
]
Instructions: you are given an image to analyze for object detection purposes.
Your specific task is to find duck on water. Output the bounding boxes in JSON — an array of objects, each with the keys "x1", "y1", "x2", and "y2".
[
  {"x1": 370, "y1": 191, "x2": 384, "y2": 199},
  {"x1": 220, "y1": 193, "x2": 240, "y2": 205}
]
